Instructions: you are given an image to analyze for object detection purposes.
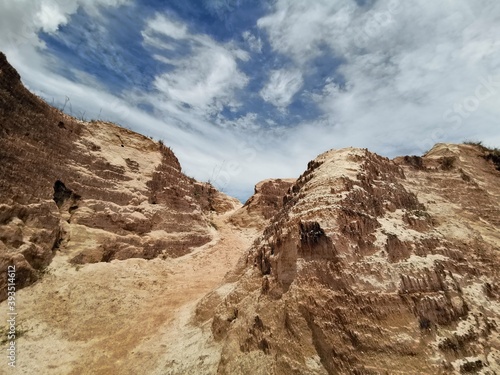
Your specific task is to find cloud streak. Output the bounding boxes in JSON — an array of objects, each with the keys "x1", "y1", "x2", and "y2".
[{"x1": 260, "y1": 68, "x2": 303, "y2": 109}]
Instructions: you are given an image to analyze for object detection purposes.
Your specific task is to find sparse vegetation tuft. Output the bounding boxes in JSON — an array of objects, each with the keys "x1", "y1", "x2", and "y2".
[
  {"x1": 463, "y1": 140, "x2": 500, "y2": 171},
  {"x1": 439, "y1": 156, "x2": 456, "y2": 171},
  {"x1": 463, "y1": 140, "x2": 485, "y2": 147}
]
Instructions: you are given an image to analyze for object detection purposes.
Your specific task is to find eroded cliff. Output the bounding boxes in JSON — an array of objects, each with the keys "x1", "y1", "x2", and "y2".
[
  {"x1": 230, "y1": 178, "x2": 295, "y2": 230},
  {"x1": 205, "y1": 145, "x2": 499, "y2": 374},
  {"x1": 0, "y1": 52, "x2": 239, "y2": 300}
]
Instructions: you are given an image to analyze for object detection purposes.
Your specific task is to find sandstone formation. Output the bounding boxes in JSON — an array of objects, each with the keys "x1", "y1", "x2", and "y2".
[
  {"x1": 0, "y1": 51, "x2": 499, "y2": 375},
  {"x1": 230, "y1": 178, "x2": 295, "y2": 230},
  {"x1": 206, "y1": 145, "x2": 499, "y2": 374},
  {"x1": 0, "y1": 52, "x2": 238, "y2": 300}
]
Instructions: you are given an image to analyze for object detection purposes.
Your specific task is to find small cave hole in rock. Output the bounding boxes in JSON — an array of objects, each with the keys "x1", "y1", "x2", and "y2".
[{"x1": 53, "y1": 180, "x2": 80, "y2": 208}]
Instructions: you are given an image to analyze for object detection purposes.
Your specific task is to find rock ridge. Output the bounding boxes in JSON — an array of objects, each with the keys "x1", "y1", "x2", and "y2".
[{"x1": 208, "y1": 145, "x2": 499, "y2": 374}]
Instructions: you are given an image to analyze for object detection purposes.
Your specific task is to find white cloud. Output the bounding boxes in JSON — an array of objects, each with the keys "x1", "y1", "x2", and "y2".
[
  {"x1": 0, "y1": 0, "x2": 130, "y2": 50},
  {"x1": 258, "y1": 0, "x2": 500, "y2": 154},
  {"x1": 143, "y1": 14, "x2": 249, "y2": 118},
  {"x1": 257, "y1": 1, "x2": 352, "y2": 65},
  {"x1": 242, "y1": 31, "x2": 262, "y2": 53},
  {"x1": 144, "y1": 15, "x2": 187, "y2": 40},
  {"x1": 215, "y1": 112, "x2": 260, "y2": 131},
  {"x1": 36, "y1": 2, "x2": 72, "y2": 33},
  {"x1": 260, "y1": 69, "x2": 303, "y2": 109},
  {"x1": 153, "y1": 49, "x2": 247, "y2": 114}
]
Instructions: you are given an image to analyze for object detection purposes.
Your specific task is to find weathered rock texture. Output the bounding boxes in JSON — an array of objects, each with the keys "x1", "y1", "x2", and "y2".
[
  {"x1": 205, "y1": 145, "x2": 500, "y2": 374},
  {"x1": 230, "y1": 178, "x2": 295, "y2": 229},
  {"x1": 0, "y1": 52, "x2": 239, "y2": 300}
]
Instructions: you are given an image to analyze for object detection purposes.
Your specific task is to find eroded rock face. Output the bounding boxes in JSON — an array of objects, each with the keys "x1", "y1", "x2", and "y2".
[
  {"x1": 0, "y1": 52, "x2": 239, "y2": 299},
  {"x1": 208, "y1": 146, "x2": 500, "y2": 374},
  {"x1": 0, "y1": 202, "x2": 61, "y2": 300},
  {"x1": 230, "y1": 178, "x2": 295, "y2": 229}
]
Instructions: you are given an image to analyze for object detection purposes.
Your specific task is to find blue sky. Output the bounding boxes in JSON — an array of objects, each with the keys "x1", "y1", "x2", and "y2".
[{"x1": 1, "y1": 0, "x2": 499, "y2": 200}]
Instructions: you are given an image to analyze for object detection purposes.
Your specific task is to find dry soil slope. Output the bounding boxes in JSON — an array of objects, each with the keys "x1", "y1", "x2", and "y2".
[
  {"x1": 0, "y1": 206, "x2": 257, "y2": 375},
  {"x1": 206, "y1": 145, "x2": 499, "y2": 374}
]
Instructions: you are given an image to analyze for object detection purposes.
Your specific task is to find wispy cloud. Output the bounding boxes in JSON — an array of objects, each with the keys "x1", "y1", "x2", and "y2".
[
  {"x1": 0, "y1": 0, "x2": 130, "y2": 50},
  {"x1": 260, "y1": 68, "x2": 303, "y2": 109},
  {"x1": 143, "y1": 14, "x2": 249, "y2": 118},
  {"x1": 242, "y1": 31, "x2": 262, "y2": 53}
]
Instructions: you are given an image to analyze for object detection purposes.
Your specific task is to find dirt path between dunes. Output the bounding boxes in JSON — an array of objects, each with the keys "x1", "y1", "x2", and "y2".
[{"x1": 1, "y1": 208, "x2": 257, "y2": 375}]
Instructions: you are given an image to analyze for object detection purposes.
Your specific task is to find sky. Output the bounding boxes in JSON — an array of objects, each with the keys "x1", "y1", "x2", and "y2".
[{"x1": 0, "y1": 0, "x2": 499, "y2": 201}]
